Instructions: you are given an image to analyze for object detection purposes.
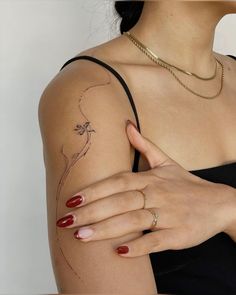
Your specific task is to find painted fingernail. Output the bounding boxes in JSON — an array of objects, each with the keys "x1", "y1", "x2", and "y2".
[
  {"x1": 116, "y1": 245, "x2": 129, "y2": 254},
  {"x1": 126, "y1": 119, "x2": 138, "y2": 132},
  {"x1": 74, "y1": 227, "x2": 94, "y2": 239},
  {"x1": 56, "y1": 214, "x2": 74, "y2": 227},
  {"x1": 66, "y1": 194, "x2": 84, "y2": 207}
]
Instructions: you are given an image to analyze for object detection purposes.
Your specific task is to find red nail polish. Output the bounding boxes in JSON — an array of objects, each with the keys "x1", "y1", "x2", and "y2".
[
  {"x1": 126, "y1": 119, "x2": 138, "y2": 131},
  {"x1": 66, "y1": 195, "x2": 84, "y2": 207},
  {"x1": 56, "y1": 214, "x2": 74, "y2": 227},
  {"x1": 116, "y1": 245, "x2": 129, "y2": 254}
]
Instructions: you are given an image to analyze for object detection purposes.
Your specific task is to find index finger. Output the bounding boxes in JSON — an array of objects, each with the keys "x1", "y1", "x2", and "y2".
[{"x1": 66, "y1": 170, "x2": 145, "y2": 207}]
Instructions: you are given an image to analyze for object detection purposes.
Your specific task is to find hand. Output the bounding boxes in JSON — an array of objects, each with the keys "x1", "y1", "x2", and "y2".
[{"x1": 56, "y1": 120, "x2": 236, "y2": 257}]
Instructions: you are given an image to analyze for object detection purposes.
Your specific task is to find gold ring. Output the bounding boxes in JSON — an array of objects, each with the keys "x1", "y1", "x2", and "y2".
[
  {"x1": 146, "y1": 208, "x2": 159, "y2": 230},
  {"x1": 136, "y1": 189, "x2": 147, "y2": 209},
  {"x1": 136, "y1": 190, "x2": 159, "y2": 230}
]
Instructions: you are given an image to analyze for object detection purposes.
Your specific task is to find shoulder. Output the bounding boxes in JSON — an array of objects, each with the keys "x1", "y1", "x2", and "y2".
[
  {"x1": 38, "y1": 43, "x2": 139, "y2": 174},
  {"x1": 38, "y1": 40, "x2": 130, "y2": 122},
  {"x1": 213, "y1": 51, "x2": 236, "y2": 89},
  {"x1": 38, "y1": 34, "x2": 133, "y2": 114},
  {"x1": 214, "y1": 51, "x2": 236, "y2": 71},
  {"x1": 38, "y1": 34, "x2": 141, "y2": 138},
  {"x1": 226, "y1": 54, "x2": 236, "y2": 73}
]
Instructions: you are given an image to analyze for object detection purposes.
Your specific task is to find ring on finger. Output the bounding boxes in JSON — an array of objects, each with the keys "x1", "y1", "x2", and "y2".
[
  {"x1": 145, "y1": 207, "x2": 159, "y2": 230},
  {"x1": 136, "y1": 189, "x2": 147, "y2": 209},
  {"x1": 136, "y1": 189, "x2": 159, "y2": 230}
]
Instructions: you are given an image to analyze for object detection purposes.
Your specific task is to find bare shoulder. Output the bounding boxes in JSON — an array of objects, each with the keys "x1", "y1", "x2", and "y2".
[
  {"x1": 38, "y1": 66, "x2": 133, "y2": 163},
  {"x1": 38, "y1": 34, "x2": 142, "y2": 150},
  {"x1": 214, "y1": 51, "x2": 236, "y2": 74},
  {"x1": 74, "y1": 34, "x2": 132, "y2": 64},
  {"x1": 39, "y1": 34, "x2": 134, "y2": 110},
  {"x1": 38, "y1": 36, "x2": 140, "y2": 176},
  {"x1": 38, "y1": 36, "x2": 136, "y2": 128}
]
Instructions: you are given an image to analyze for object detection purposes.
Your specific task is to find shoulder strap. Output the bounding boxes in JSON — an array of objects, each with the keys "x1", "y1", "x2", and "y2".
[
  {"x1": 60, "y1": 55, "x2": 141, "y2": 173},
  {"x1": 227, "y1": 54, "x2": 236, "y2": 60}
]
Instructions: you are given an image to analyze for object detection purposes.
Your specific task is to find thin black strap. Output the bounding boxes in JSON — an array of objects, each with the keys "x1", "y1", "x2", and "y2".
[
  {"x1": 227, "y1": 54, "x2": 236, "y2": 60},
  {"x1": 60, "y1": 55, "x2": 141, "y2": 172}
]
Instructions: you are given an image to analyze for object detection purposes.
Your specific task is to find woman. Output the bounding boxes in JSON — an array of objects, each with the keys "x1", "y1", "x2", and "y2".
[{"x1": 38, "y1": 1, "x2": 236, "y2": 294}]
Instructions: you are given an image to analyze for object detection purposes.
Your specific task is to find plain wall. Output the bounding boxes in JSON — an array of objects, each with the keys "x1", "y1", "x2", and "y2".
[{"x1": 0, "y1": 0, "x2": 235, "y2": 293}]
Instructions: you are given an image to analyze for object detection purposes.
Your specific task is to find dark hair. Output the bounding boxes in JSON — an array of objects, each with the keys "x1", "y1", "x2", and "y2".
[{"x1": 114, "y1": 1, "x2": 144, "y2": 34}]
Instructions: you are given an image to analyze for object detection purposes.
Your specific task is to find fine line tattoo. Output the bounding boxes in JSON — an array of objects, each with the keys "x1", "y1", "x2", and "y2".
[{"x1": 55, "y1": 73, "x2": 111, "y2": 279}]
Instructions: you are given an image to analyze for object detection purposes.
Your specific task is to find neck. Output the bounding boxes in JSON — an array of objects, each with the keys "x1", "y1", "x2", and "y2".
[{"x1": 129, "y1": 1, "x2": 227, "y2": 76}]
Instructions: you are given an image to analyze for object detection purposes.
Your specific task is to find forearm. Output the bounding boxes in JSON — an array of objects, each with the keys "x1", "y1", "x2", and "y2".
[{"x1": 222, "y1": 185, "x2": 236, "y2": 242}]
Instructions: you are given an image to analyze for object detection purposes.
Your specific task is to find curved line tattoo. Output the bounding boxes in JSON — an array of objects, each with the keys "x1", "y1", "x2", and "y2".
[{"x1": 55, "y1": 71, "x2": 111, "y2": 279}]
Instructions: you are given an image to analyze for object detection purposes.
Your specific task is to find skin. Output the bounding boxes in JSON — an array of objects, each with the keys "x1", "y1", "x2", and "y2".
[
  {"x1": 57, "y1": 0, "x2": 236, "y2": 247},
  {"x1": 129, "y1": 1, "x2": 236, "y2": 74},
  {"x1": 39, "y1": 62, "x2": 159, "y2": 293},
  {"x1": 39, "y1": 1, "x2": 236, "y2": 293},
  {"x1": 59, "y1": 123, "x2": 236, "y2": 253},
  {"x1": 80, "y1": 1, "x2": 236, "y2": 173}
]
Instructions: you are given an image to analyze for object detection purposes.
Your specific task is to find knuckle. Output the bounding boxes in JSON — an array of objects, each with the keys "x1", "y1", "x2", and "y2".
[
  {"x1": 147, "y1": 173, "x2": 159, "y2": 183},
  {"x1": 113, "y1": 193, "x2": 130, "y2": 211},
  {"x1": 126, "y1": 193, "x2": 137, "y2": 210},
  {"x1": 115, "y1": 172, "x2": 132, "y2": 188},
  {"x1": 135, "y1": 190, "x2": 145, "y2": 207},
  {"x1": 138, "y1": 170, "x2": 157, "y2": 184},
  {"x1": 129, "y1": 210, "x2": 143, "y2": 227},
  {"x1": 145, "y1": 181, "x2": 157, "y2": 192},
  {"x1": 123, "y1": 171, "x2": 135, "y2": 181}
]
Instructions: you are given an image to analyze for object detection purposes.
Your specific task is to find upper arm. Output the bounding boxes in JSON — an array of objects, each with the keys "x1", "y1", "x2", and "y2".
[{"x1": 38, "y1": 60, "x2": 157, "y2": 293}]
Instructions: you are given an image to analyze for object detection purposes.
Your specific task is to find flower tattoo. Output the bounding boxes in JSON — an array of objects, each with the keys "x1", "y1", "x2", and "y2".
[
  {"x1": 55, "y1": 72, "x2": 111, "y2": 279},
  {"x1": 74, "y1": 121, "x2": 95, "y2": 135}
]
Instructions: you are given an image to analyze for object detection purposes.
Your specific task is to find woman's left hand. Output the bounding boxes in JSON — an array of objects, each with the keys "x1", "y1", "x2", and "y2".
[{"x1": 56, "y1": 120, "x2": 236, "y2": 257}]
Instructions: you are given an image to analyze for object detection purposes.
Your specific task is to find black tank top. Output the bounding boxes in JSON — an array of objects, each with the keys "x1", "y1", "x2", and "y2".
[{"x1": 60, "y1": 54, "x2": 236, "y2": 295}]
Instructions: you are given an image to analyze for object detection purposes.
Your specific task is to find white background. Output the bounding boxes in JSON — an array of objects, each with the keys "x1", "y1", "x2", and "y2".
[{"x1": 0, "y1": 0, "x2": 235, "y2": 293}]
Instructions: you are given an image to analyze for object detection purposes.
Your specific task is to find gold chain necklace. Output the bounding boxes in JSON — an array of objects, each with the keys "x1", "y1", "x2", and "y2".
[{"x1": 123, "y1": 31, "x2": 224, "y2": 99}]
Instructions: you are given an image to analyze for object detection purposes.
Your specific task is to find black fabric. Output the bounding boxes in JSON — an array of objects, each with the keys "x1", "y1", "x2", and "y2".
[
  {"x1": 227, "y1": 55, "x2": 236, "y2": 61},
  {"x1": 60, "y1": 54, "x2": 236, "y2": 295},
  {"x1": 149, "y1": 161, "x2": 236, "y2": 295}
]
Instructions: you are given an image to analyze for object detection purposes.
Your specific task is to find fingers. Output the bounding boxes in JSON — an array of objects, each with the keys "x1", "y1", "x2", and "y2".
[
  {"x1": 66, "y1": 170, "x2": 147, "y2": 208},
  {"x1": 57, "y1": 189, "x2": 146, "y2": 228},
  {"x1": 72, "y1": 208, "x2": 166, "y2": 242},
  {"x1": 115, "y1": 229, "x2": 175, "y2": 257}
]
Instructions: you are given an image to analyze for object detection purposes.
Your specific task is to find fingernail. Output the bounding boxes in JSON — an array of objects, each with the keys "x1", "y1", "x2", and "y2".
[
  {"x1": 75, "y1": 227, "x2": 94, "y2": 239},
  {"x1": 56, "y1": 214, "x2": 74, "y2": 227},
  {"x1": 116, "y1": 245, "x2": 129, "y2": 254},
  {"x1": 66, "y1": 194, "x2": 84, "y2": 207},
  {"x1": 126, "y1": 119, "x2": 138, "y2": 132}
]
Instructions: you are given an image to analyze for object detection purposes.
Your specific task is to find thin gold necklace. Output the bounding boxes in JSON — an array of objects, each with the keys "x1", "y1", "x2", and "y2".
[{"x1": 123, "y1": 31, "x2": 224, "y2": 99}]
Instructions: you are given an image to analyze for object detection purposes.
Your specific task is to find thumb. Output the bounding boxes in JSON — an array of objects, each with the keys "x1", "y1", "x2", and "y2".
[{"x1": 126, "y1": 120, "x2": 178, "y2": 169}]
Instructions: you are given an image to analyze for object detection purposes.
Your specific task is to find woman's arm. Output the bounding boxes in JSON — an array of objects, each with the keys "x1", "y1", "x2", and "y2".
[{"x1": 38, "y1": 60, "x2": 158, "y2": 294}]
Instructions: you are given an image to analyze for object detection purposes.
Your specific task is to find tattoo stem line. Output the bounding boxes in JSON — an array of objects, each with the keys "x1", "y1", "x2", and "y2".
[{"x1": 55, "y1": 76, "x2": 111, "y2": 279}]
